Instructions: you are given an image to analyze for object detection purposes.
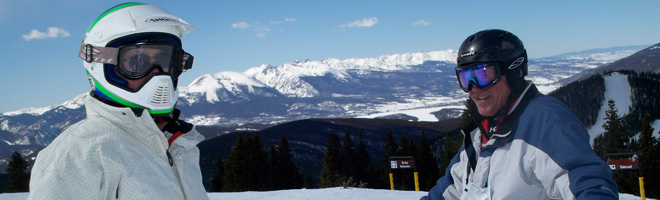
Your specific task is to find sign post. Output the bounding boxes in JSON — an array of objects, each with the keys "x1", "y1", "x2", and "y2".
[
  {"x1": 605, "y1": 152, "x2": 644, "y2": 200},
  {"x1": 388, "y1": 156, "x2": 420, "y2": 191}
]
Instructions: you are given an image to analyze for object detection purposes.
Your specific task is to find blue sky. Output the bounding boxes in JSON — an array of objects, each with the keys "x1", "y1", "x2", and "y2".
[{"x1": 1, "y1": 0, "x2": 659, "y2": 113}]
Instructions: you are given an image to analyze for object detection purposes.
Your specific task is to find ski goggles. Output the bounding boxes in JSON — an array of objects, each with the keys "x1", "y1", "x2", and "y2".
[
  {"x1": 79, "y1": 43, "x2": 193, "y2": 79},
  {"x1": 455, "y1": 63, "x2": 502, "y2": 92}
]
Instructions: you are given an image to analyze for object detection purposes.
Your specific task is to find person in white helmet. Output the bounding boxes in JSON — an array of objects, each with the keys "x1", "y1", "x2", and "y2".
[{"x1": 28, "y1": 3, "x2": 209, "y2": 199}]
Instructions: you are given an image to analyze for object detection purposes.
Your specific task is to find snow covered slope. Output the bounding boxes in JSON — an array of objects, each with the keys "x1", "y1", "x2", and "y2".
[
  {"x1": 588, "y1": 73, "x2": 632, "y2": 144},
  {"x1": 587, "y1": 72, "x2": 660, "y2": 144},
  {"x1": 0, "y1": 187, "x2": 652, "y2": 200}
]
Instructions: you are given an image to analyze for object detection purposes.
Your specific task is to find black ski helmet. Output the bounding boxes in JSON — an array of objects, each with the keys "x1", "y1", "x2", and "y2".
[{"x1": 457, "y1": 29, "x2": 528, "y2": 92}]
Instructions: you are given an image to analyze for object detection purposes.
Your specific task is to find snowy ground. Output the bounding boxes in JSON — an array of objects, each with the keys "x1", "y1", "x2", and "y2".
[{"x1": 0, "y1": 187, "x2": 653, "y2": 200}]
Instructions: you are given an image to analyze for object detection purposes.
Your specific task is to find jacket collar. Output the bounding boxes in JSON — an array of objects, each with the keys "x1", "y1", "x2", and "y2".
[
  {"x1": 84, "y1": 94, "x2": 204, "y2": 151},
  {"x1": 84, "y1": 95, "x2": 169, "y2": 151},
  {"x1": 468, "y1": 81, "x2": 539, "y2": 150}
]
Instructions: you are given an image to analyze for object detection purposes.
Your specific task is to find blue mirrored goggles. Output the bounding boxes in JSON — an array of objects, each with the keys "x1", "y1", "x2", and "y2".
[{"x1": 455, "y1": 63, "x2": 502, "y2": 92}]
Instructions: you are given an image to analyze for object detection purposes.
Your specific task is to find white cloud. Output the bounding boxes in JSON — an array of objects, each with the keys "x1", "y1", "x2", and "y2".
[
  {"x1": 233, "y1": 20, "x2": 278, "y2": 38},
  {"x1": 253, "y1": 25, "x2": 271, "y2": 32},
  {"x1": 231, "y1": 22, "x2": 250, "y2": 29},
  {"x1": 271, "y1": 18, "x2": 296, "y2": 25},
  {"x1": 22, "y1": 27, "x2": 71, "y2": 41},
  {"x1": 412, "y1": 20, "x2": 430, "y2": 26},
  {"x1": 340, "y1": 17, "x2": 378, "y2": 28}
]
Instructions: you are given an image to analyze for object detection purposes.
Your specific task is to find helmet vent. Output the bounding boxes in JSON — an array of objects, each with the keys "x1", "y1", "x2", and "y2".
[{"x1": 150, "y1": 85, "x2": 171, "y2": 105}]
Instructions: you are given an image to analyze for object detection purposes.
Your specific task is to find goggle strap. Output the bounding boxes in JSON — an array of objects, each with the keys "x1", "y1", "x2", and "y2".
[
  {"x1": 183, "y1": 54, "x2": 193, "y2": 70},
  {"x1": 78, "y1": 42, "x2": 119, "y2": 65},
  {"x1": 79, "y1": 42, "x2": 193, "y2": 73}
]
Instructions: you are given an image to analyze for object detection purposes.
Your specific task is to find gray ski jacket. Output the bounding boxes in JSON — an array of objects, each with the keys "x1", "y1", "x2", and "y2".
[{"x1": 421, "y1": 83, "x2": 618, "y2": 200}]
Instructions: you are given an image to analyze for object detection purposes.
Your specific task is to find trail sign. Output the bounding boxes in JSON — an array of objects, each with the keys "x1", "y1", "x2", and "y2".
[
  {"x1": 388, "y1": 156, "x2": 419, "y2": 191},
  {"x1": 605, "y1": 152, "x2": 639, "y2": 171},
  {"x1": 389, "y1": 156, "x2": 416, "y2": 170},
  {"x1": 604, "y1": 152, "x2": 646, "y2": 199}
]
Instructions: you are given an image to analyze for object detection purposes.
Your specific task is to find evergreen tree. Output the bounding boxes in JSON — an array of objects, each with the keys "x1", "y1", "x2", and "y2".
[
  {"x1": 628, "y1": 138, "x2": 638, "y2": 153},
  {"x1": 593, "y1": 134, "x2": 606, "y2": 159},
  {"x1": 399, "y1": 136, "x2": 417, "y2": 157},
  {"x1": 354, "y1": 130, "x2": 372, "y2": 185},
  {"x1": 397, "y1": 136, "x2": 417, "y2": 190},
  {"x1": 377, "y1": 129, "x2": 399, "y2": 188},
  {"x1": 341, "y1": 130, "x2": 357, "y2": 180},
  {"x1": 6, "y1": 151, "x2": 29, "y2": 192},
  {"x1": 440, "y1": 99, "x2": 470, "y2": 176},
  {"x1": 602, "y1": 100, "x2": 635, "y2": 194},
  {"x1": 303, "y1": 172, "x2": 316, "y2": 189},
  {"x1": 654, "y1": 129, "x2": 660, "y2": 198},
  {"x1": 274, "y1": 135, "x2": 303, "y2": 190},
  {"x1": 638, "y1": 113, "x2": 660, "y2": 197},
  {"x1": 320, "y1": 132, "x2": 343, "y2": 187},
  {"x1": 223, "y1": 135, "x2": 246, "y2": 191},
  {"x1": 461, "y1": 98, "x2": 476, "y2": 125},
  {"x1": 623, "y1": 72, "x2": 660, "y2": 138},
  {"x1": 603, "y1": 99, "x2": 627, "y2": 154},
  {"x1": 223, "y1": 134, "x2": 270, "y2": 191},
  {"x1": 440, "y1": 132, "x2": 459, "y2": 177},
  {"x1": 210, "y1": 155, "x2": 225, "y2": 192},
  {"x1": 548, "y1": 74, "x2": 605, "y2": 128},
  {"x1": 267, "y1": 141, "x2": 279, "y2": 190},
  {"x1": 418, "y1": 131, "x2": 440, "y2": 191},
  {"x1": 384, "y1": 129, "x2": 398, "y2": 157},
  {"x1": 247, "y1": 134, "x2": 271, "y2": 190}
]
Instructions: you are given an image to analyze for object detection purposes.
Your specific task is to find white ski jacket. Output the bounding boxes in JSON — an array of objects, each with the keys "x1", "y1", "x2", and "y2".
[{"x1": 28, "y1": 96, "x2": 209, "y2": 200}]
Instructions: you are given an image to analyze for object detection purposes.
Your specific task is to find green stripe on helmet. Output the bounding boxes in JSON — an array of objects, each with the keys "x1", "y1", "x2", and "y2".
[
  {"x1": 86, "y1": 2, "x2": 148, "y2": 33},
  {"x1": 87, "y1": 71, "x2": 142, "y2": 108},
  {"x1": 148, "y1": 107, "x2": 175, "y2": 115}
]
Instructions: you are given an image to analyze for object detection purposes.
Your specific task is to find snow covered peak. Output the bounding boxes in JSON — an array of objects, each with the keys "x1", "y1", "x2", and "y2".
[
  {"x1": 561, "y1": 51, "x2": 637, "y2": 62},
  {"x1": 326, "y1": 50, "x2": 457, "y2": 71},
  {"x1": 244, "y1": 50, "x2": 457, "y2": 76},
  {"x1": 183, "y1": 72, "x2": 270, "y2": 103},
  {"x1": 240, "y1": 50, "x2": 458, "y2": 97},
  {"x1": 541, "y1": 46, "x2": 645, "y2": 63},
  {"x1": 245, "y1": 60, "x2": 349, "y2": 80},
  {"x1": 1, "y1": 107, "x2": 53, "y2": 116},
  {"x1": 1, "y1": 93, "x2": 86, "y2": 116},
  {"x1": 179, "y1": 50, "x2": 459, "y2": 101}
]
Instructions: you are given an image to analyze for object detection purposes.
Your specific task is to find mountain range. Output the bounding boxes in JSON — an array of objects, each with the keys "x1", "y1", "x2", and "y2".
[
  {"x1": 560, "y1": 44, "x2": 660, "y2": 84},
  {"x1": 0, "y1": 44, "x2": 651, "y2": 169}
]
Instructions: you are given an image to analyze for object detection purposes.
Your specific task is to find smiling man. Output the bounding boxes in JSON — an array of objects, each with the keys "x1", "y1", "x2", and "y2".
[{"x1": 421, "y1": 29, "x2": 618, "y2": 200}]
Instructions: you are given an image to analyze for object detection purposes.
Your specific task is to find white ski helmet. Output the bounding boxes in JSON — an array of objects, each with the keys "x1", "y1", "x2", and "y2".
[{"x1": 79, "y1": 2, "x2": 194, "y2": 117}]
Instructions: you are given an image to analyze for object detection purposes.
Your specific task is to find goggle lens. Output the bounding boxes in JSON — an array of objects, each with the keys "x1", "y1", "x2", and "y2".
[
  {"x1": 117, "y1": 44, "x2": 192, "y2": 79},
  {"x1": 456, "y1": 63, "x2": 500, "y2": 92}
]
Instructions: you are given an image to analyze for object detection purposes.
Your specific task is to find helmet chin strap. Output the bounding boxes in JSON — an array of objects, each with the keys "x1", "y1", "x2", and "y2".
[{"x1": 154, "y1": 108, "x2": 180, "y2": 131}]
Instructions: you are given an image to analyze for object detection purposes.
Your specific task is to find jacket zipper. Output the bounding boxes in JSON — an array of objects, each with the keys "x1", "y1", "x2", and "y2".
[
  {"x1": 167, "y1": 145, "x2": 189, "y2": 199},
  {"x1": 166, "y1": 150, "x2": 174, "y2": 166}
]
